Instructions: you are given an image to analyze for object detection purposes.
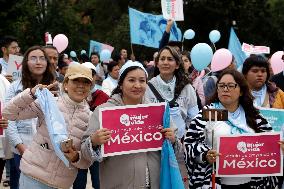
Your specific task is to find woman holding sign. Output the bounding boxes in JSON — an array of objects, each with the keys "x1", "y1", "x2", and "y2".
[
  {"x1": 184, "y1": 69, "x2": 279, "y2": 188},
  {"x1": 81, "y1": 61, "x2": 178, "y2": 188}
]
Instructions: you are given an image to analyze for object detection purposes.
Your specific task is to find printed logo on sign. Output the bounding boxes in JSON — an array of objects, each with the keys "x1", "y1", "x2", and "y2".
[
  {"x1": 237, "y1": 141, "x2": 264, "y2": 153},
  {"x1": 120, "y1": 113, "x2": 149, "y2": 126},
  {"x1": 237, "y1": 141, "x2": 247, "y2": 153},
  {"x1": 120, "y1": 114, "x2": 130, "y2": 126}
]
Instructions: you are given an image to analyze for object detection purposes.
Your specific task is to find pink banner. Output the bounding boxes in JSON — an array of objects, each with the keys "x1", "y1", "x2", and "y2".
[
  {"x1": 242, "y1": 43, "x2": 270, "y2": 54},
  {"x1": 217, "y1": 133, "x2": 282, "y2": 177},
  {"x1": 99, "y1": 103, "x2": 165, "y2": 157}
]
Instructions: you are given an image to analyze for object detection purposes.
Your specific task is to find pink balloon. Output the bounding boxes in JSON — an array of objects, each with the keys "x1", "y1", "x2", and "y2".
[
  {"x1": 270, "y1": 51, "x2": 284, "y2": 74},
  {"x1": 199, "y1": 70, "x2": 205, "y2": 78},
  {"x1": 211, "y1": 48, "x2": 233, "y2": 72},
  {"x1": 53, "y1": 34, "x2": 68, "y2": 53}
]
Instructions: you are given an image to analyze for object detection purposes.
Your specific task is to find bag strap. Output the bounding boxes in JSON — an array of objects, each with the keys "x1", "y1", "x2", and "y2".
[
  {"x1": 148, "y1": 82, "x2": 179, "y2": 107},
  {"x1": 148, "y1": 82, "x2": 165, "y2": 102}
]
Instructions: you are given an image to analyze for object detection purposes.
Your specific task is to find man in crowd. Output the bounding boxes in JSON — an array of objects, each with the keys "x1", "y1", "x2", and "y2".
[
  {"x1": 0, "y1": 36, "x2": 20, "y2": 82},
  {"x1": 43, "y1": 45, "x2": 64, "y2": 82}
]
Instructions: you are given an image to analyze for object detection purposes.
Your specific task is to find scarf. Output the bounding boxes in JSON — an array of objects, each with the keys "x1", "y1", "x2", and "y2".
[
  {"x1": 213, "y1": 102, "x2": 253, "y2": 134},
  {"x1": 156, "y1": 75, "x2": 176, "y2": 101},
  {"x1": 252, "y1": 85, "x2": 267, "y2": 107}
]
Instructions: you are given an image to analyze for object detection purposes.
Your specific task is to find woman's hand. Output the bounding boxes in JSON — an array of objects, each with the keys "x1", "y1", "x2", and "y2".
[
  {"x1": 0, "y1": 118, "x2": 8, "y2": 129},
  {"x1": 16, "y1": 143, "x2": 27, "y2": 155},
  {"x1": 160, "y1": 127, "x2": 176, "y2": 144},
  {"x1": 90, "y1": 128, "x2": 112, "y2": 147},
  {"x1": 30, "y1": 82, "x2": 59, "y2": 96},
  {"x1": 206, "y1": 150, "x2": 221, "y2": 164},
  {"x1": 278, "y1": 141, "x2": 284, "y2": 153},
  {"x1": 63, "y1": 145, "x2": 79, "y2": 163}
]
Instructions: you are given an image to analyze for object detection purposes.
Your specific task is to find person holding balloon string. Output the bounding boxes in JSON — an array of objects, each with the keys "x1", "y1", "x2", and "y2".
[{"x1": 183, "y1": 69, "x2": 279, "y2": 189}]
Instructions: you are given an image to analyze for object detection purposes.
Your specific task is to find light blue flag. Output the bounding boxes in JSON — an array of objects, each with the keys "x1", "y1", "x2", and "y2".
[
  {"x1": 228, "y1": 27, "x2": 248, "y2": 69},
  {"x1": 89, "y1": 40, "x2": 114, "y2": 57},
  {"x1": 36, "y1": 88, "x2": 69, "y2": 167},
  {"x1": 160, "y1": 104, "x2": 184, "y2": 189},
  {"x1": 129, "y1": 7, "x2": 182, "y2": 49}
]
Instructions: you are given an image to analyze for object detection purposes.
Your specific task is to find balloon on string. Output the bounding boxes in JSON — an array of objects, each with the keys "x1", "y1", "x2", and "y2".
[
  {"x1": 209, "y1": 30, "x2": 221, "y2": 44},
  {"x1": 190, "y1": 43, "x2": 213, "y2": 71},
  {"x1": 53, "y1": 34, "x2": 68, "y2": 53},
  {"x1": 199, "y1": 69, "x2": 206, "y2": 78},
  {"x1": 70, "y1": 51, "x2": 77, "y2": 58},
  {"x1": 270, "y1": 51, "x2": 284, "y2": 74},
  {"x1": 211, "y1": 48, "x2": 233, "y2": 72},
  {"x1": 81, "y1": 50, "x2": 87, "y2": 55},
  {"x1": 183, "y1": 29, "x2": 195, "y2": 40},
  {"x1": 100, "y1": 49, "x2": 111, "y2": 62}
]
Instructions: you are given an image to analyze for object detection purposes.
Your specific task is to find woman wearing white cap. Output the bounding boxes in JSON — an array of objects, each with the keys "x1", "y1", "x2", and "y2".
[
  {"x1": 3, "y1": 64, "x2": 94, "y2": 189},
  {"x1": 80, "y1": 61, "x2": 179, "y2": 188}
]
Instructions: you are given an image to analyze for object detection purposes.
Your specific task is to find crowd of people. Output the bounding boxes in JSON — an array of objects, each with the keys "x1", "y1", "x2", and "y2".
[{"x1": 0, "y1": 19, "x2": 284, "y2": 189}]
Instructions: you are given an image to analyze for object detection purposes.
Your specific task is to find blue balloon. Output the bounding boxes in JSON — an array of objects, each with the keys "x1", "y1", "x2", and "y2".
[
  {"x1": 100, "y1": 49, "x2": 111, "y2": 62},
  {"x1": 70, "y1": 51, "x2": 77, "y2": 58},
  {"x1": 183, "y1": 29, "x2": 195, "y2": 40},
  {"x1": 209, "y1": 30, "x2": 221, "y2": 43},
  {"x1": 190, "y1": 43, "x2": 213, "y2": 71},
  {"x1": 80, "y1": 50, "x2": 87, "y2": 55}
]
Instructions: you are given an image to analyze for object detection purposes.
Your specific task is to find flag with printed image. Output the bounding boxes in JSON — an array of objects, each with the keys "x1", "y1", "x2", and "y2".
[
  {"x1": 89, "y1": 40, "x2": 114, "y2": 57},
  {"x1": 129, "y1": 7, "x2": 182, "y2": 49}
]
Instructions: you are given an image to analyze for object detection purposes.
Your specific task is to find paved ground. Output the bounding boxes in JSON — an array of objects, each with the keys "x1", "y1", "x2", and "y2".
[{"x1": 0, "y1": 171, "x2": 93, "y2": 189}]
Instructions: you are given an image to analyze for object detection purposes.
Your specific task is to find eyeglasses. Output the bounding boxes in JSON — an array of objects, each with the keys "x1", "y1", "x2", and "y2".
[
  {"x1": 217, "y1": 82, "x2": 238, "y2": 91},
  {"x1": 10, "y1": 46, "x2": 20, "y2": 51},
  {"x1": 28, "y1": 56, "x2": 47, "y2": 64}
]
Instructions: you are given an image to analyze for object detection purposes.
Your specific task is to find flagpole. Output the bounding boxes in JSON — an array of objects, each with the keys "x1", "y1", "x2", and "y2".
[{"x1": 130, "y1": 43, "x2": 135, "y2": 61}]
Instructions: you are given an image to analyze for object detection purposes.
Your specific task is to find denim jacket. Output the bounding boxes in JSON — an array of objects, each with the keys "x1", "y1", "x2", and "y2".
[{"x1": 5, "y1": 79, "x2": 37, "y2": 155}]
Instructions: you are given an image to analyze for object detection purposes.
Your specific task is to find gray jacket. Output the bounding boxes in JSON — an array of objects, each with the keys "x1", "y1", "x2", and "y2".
[{"x1": 81, "y1": 94, "x2": 180, "y2": 189}]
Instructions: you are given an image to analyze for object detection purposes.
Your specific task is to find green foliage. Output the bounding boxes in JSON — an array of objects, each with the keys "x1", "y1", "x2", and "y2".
[{"x1": 0, "y1": 0, "x2": 283, "y2": 59}]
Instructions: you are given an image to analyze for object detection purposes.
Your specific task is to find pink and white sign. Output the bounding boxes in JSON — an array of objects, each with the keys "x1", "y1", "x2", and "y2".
[
  {"x1": 7, "y1": 54, "x2": 23, "y2": 81},
  {"x1": 216, "y1": 132, "x2": 282, "y2": 177},
  {"x1": 242, "y1": 43, "x2": 270, "y2": 54},
  {"x1": 161, "y1": 0, "x2": 184, "y2": 21},
  {"x1": 99, "y1": 102, "x2": 166, "y2": 157}
]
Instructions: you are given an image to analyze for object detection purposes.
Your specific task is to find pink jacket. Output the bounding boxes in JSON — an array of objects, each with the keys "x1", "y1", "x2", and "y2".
[{"x1": 3, "y1": 89, "x2": 91, "y2": 189}]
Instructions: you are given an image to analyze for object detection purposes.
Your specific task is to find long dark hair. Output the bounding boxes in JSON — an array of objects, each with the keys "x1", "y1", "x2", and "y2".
[
  {"x1": 112, "y1": 66, "x2": 147, "y2": 96},
  {"x1": 181, "y1": 50, "x2": 194, "y2": 74},
  {"x1": 210, "y1": 69, "x2": 260, "y2": 132},
  {"x1": 22, "y1": 46, "x2": 55, "y2": 89},
  {"x1": 154, "y1": 46, "x2": 190, "y2": 99}
]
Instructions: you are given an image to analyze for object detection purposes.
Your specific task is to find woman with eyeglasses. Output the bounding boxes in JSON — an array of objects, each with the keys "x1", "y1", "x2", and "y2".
[
  {"x1": 4, "y1": 46, "x2": 55, "y2": 189},
  {"x1": 3, "y1": 50, "x2": 94, "y2": 188},
  {"x1": 184, "y1": 69, "x2": 279, "y2": 188}
]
